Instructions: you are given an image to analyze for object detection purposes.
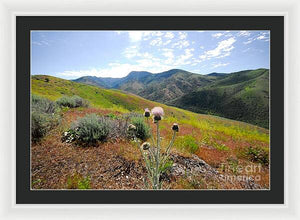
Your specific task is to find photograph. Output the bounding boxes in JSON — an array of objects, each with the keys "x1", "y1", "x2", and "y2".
[{"x1": 30, "y1": 30, "x2": 270, "y2": 190}]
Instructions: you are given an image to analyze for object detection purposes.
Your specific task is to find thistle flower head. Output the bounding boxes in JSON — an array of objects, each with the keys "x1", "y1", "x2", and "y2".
[
  {"x1": 144, "y1": 108, "x2": 151, "y2": 118},
  {"x1": 141, "y1": 142, "x2": 151, "y2": 150},
  {"x1": 172, "y1": 123, "x2": 179, "y2": 132},
  {"x1": 151, "y1": 107, "x2": 164, "y2": 122},
  {"x1": 127, "y1": 124, "x2": 136, "y2": 131}
]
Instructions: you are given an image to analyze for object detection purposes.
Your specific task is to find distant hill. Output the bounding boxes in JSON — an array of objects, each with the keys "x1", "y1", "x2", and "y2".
[
  {"x1": 74, "y1": 69, "x2": 222, "y2": 101},
  {"x1": 73, "y1": 68, "x2": 269, "y2": 128},
  {"x1": 207, "y1": 72, "x2": 227, "y2": 77},
  {"x1": 169, "y1": 69, "x2": 269, "y2": 128},
  {"x1": 73, "y1": 76, "x2": 120, "y2": 88}
]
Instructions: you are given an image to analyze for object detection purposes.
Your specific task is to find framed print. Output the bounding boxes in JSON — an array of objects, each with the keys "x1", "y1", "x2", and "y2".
[{"x1": 16, "y1": 16, "x2": 284, "y2": 204}]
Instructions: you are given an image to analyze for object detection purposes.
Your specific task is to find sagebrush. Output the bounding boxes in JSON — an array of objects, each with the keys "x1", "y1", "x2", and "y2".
[
  {"x1": 31, "y1": 95, "x2": 60, "y2": 142},
  {"x1": 56, "y1": 95, "x2": 89, "y2": 108}
]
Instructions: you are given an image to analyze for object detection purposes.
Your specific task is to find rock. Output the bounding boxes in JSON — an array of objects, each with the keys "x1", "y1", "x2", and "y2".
[
  {"x1": 166, "y1": 153, "x2": 262, "y2": 189},
  {"x1": 169, "y1": 154, "x2": 219, "y2": 177}
]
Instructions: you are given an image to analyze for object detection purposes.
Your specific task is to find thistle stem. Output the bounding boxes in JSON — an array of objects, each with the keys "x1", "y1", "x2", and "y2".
[
  {"x1": 155, "y1": 121, "x2": 160, "y2": 189},
  {"x1": 162, "y1": 131, "x2": 176, "y2": 164},
  {"x1": 146, "y1": 117, "x2": 156, "y2": 147}
]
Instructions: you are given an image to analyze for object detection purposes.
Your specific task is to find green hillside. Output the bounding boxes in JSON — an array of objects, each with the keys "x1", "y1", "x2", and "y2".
[
  {"x1": 73, "y1": 68, "x2": 269, "y2": 128},
  {"x1": 136, "y1": 70, "x2": 219, "y2": 103},
  {"x1": 32, "y1": 75, "x2": 268, "y2": 141},
  {"x1": 169, "y1": 69, "x2": 269, "y2": 128},
  {"x1": 31, "y1": 75, "x2": 270, "y2": 190}
]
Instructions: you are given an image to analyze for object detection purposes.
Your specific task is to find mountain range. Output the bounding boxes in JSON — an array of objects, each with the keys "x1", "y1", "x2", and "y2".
[{"x1": 73, "y1": 68, "x2": 269, "y2": 128}]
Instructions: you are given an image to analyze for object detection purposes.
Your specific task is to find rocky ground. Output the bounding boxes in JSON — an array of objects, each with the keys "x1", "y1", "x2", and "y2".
[{"x1": 32, "y1": 140, "x2": 262, "y2": 190}]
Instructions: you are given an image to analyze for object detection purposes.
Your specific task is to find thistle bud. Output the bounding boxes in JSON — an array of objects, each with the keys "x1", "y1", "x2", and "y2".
[
  {"x1": 141, "y1": 142, "x2": 151, "y2": 150},
  {"x1": 127, "y1": 124, "x2": 136, "y2": 131},
  {"x1": 172, "y1": 123, "x2": 179, "y2": 132},
  {"x1": 144, "y1": 108, "x2": 151, "y2": 118},
  {"x1": 151, "y1": 107, "x2": 164, "y2": 122},
  {"x1": 153, "y1": 115, "x2": 162, "y2": 122}
]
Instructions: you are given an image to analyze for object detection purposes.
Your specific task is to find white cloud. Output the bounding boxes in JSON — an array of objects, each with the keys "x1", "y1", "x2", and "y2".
[
  {"x1": 243, "y1": 32, "x2": 269, "y2": 44},
  {"x1": 257, "y1": 35, "x2": 266, "y2": 40},
  {"x1": 128, "y1": 31, "x2": 144, "y2": 42},
  {"x1": 123, "y1": 46, "x2": 162, "y2": 62},
  {"x1": 127, "y1": 31, "x2": 164, "y2": 42},
  {"x1": 165, "y1": 32, "x2": 174, "y2": 39},
  {"x1": 152, "y1": 31, "x2": 164, "y2": 37},
  {"x1": 123, "y1": 45, "x2": 140, "y2": 58},
  {"x1": 243, "y1": 40, "x2": 253, "y2": 45},
  {"x1": 162, "y1": 48, "x2": 175, "y2": 64},
  {"x1": 150, "y1": 37, "x2": 163, "y2": 46},
  {"x1": 32, "y1": 40, "x2": 50, "y2": 46},
  {"x1": 212, "y1": 33, "x2": 224, "y2": 38},
  {"x1": 178, "y1": 32, "x2": 187, "y2": 40},
  {"x1": 225, "y1": 33, "x2": 233, "y2": 37},
  {"x1": 172, "y1": 40, "x2": 190, "y2": 49},
  {"x1": 57, "y1": 60, "x2": 175, "y2": 79},
  {"x1": 141, "y1": 52, "x2": 154, "y2": 59},
  {"x1": 174, "y1": 48, "x2": 194, "y2": 65},
  {"x1": 212, "y1": 62, "x2": 230, "y2": 68},
  {"x1": 163, "y1": 40, "x2": 171, "y2": 45},
  {"x1": 256, "y1": 33, "x2": 269, "y2": 41},
  {"x1": 199, "y1": 37, "x2": 236, "y2": 61},
  {"x1": 238, "y1": 31, "x2": 251, "y2": 37}
]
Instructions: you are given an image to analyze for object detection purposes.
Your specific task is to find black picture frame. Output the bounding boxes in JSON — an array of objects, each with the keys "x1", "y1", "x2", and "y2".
[{"x1": 16, "y1": 16, "x2": 284, "y2": 204}]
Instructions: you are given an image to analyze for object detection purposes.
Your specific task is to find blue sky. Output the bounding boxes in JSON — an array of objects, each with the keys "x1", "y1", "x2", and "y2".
[{"x1": 31, "y1": 30, "x2": 270, "y2": 79}]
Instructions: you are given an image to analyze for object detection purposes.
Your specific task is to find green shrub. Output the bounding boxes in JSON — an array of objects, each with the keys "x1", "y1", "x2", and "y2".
[
  {"x1": 31, "y1": 112, "x2": 49, "y2": 142},
  {"x1": 31, "y1": 95, "x2": 60, "y2": 142},
  {"x1": 130, "y1": 117, "x2": 150, "y2": 141},
  {"x1": 175, "y1": 135, "x2": 199, "y2": 154},
  {"x1": 159, "y1": 159, "x2": 173, "y2": 173},
  {"x1": 63, "y1": 113, "x2": 132, "y2": 145},
  {"x1": 72, "y1": 95, "x2": 89, "y2": 108},
  {"x1": 56, "y1": 95, "x2": 89, "y2": 108},
  {"x1": 31, "y1": 111, "x2": 60, "y2": 142},
  {"x1": 70, "y1": 114, "x2": 110, "y2": 146},
  {"x1": 106, "y1": 113, "x2": 118, "y2": 119},
  {"x1": 56, "y1": 96, "x2": 76, "y2": 108},
  {"x1": 67, "y1": 173, "x2": 91, "y2": 189},
  {"x1": 32, "y1": 94, "x2": 58, "y2": 114},
  {"x1": 242, "y1": 146, "x2": 269, "y2": 166}
]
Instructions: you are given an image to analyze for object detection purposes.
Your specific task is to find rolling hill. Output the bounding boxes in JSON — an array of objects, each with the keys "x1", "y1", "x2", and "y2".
[
  {"x1": 32, "y1": 74, "x2": 269, "y2": 137},
  {"x1": 73, "y1": 68, "x2": 269, "y2": 128},
  {"x1": 169, "y1": 69, "x2": 269, "y2": 128},
  {"x1": 167, "y1": 69, "x2": 269, "y2": 128},
  {"x1": 31, "y1": 75, "x2": 270, "y2": 190},
  {"x1": 74, "y1": 69, "x2": 223, "y2": 98}
]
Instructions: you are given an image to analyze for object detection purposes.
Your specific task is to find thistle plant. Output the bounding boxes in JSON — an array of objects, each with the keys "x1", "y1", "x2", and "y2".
[{"x1": 128, "y1": 107, "x2": 179, "y2": 189}]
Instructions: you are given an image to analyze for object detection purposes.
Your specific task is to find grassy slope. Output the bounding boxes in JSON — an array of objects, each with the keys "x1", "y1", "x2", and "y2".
[
  {"x1": 122, "y1": 70, "x2": 219, "y2": 103},
  {"x1": 170, "y1": 69, "x2": 269, "y2": 128},
  {"x1": 32, "y1": 74, "x2": 269, "y2": 142},
  {"x1": 32, "y1": 75, "x2": 270, "y2": 188}
]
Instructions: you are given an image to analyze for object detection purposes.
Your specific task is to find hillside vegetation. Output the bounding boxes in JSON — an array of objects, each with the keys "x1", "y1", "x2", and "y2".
[
  {"x1": 74, "y1": 68, "x2": 269, "y2": 128},
  {"x1": 31, "y1": 75, "x2": 270, "y2": 190},
  {"x1": 170, "y1": 69, "x2": 269, "y2": 128}
]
